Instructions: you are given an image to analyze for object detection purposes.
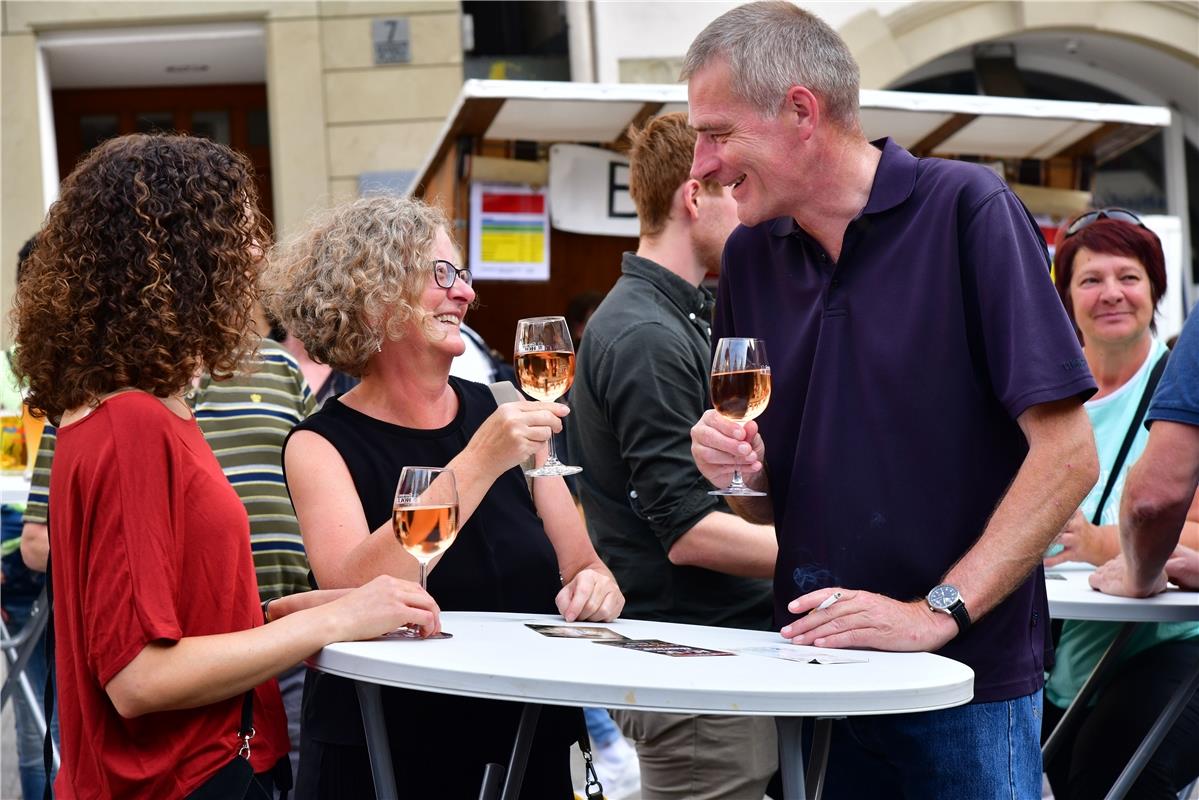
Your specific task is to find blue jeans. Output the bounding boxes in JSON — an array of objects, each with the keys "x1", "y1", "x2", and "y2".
[
  {"x1": 584, "y1": 707, "x2": 622, "y2": 749},
  {"x1": 802, "y1": 690, "x2": 1043, "y2": 799}
]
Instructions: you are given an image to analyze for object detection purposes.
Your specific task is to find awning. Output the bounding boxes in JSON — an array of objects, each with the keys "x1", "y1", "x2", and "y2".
[{"x1": 409, "y1": 79, "x2": 1171, "y2": 196}]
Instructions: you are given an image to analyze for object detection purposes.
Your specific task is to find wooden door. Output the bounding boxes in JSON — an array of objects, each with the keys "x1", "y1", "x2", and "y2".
[{"x1": 52, "y1": 84, "x2": 273, "y2": 224}]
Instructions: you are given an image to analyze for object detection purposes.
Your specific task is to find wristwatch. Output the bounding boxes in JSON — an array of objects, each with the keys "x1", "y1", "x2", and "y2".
[{"x1": 926, "y1": 584, "x2": 971, "y2": 635}]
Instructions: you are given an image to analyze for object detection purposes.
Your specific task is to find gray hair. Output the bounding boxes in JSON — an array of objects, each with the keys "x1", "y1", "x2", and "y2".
[{"x1": 681, "y1": 1, "x2": 860, "y2": 129}]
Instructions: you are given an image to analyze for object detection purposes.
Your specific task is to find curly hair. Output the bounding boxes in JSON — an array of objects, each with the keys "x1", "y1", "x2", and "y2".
[
  {"x1": 263, "y1": 195, "x2": 449, "y2": 377},
  {"x1": 11, "y1": 134, "x2": 266, "y2": 422}
]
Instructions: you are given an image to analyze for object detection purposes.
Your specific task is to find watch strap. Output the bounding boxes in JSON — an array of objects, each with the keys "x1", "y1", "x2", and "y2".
[{"x1": 947, "y1": 599, "x2": 971, "y2": 635}]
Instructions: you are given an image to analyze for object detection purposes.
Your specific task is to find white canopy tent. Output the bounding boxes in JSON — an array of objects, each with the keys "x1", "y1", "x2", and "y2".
[
  {"x1": 410, "y1": 79, "x2": 1172, "y2": 196},
  {"x1": 408, "y1": 80, "x2": 1190, "y2": 340}
]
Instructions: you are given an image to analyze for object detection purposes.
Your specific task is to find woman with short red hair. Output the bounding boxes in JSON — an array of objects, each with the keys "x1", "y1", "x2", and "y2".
[{"x1": 1041, "y1": 208, "x2": 1199, "y2": 800}]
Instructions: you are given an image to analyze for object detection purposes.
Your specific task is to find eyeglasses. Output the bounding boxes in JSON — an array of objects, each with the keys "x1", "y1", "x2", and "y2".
[
  {"x1": 1064, "y1": 208, "x2": 1146, "y2": 239},
  {"x1": 433, "y1": 259, "x2": 472, "y2": 289}
]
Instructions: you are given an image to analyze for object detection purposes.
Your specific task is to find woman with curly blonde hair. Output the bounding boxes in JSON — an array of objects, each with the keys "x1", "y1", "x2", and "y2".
[
  {"x1": 266, "y1": 194, "x2": 623, "y2": 799},
  {"x1": 12, "y1": 134, "x2": 440, "y2": 800}
]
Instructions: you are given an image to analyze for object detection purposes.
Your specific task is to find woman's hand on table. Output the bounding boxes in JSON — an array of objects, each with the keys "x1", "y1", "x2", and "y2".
[
  {"x1": 1089, "y1": 554, "x2": 1168, "y2": 598},
  {"x1": 1044, "y1": 511, "x2": 1114, "y2": 567},
  {"x1": 323, "y1": 574, "x2": 442, "y2": 639},
  {"x1": 1165, "y1": 545, "x2": 1199, "y2": 590},
  {"x1": 468, "y1": 401, "x2": 569, "y2": 475},
  {"x1": 556, "y1": 568, "x2": 624, "y2": 622}
]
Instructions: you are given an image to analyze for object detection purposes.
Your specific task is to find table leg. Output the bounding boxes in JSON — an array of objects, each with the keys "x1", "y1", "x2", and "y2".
[
  {"x1": 806, "y1": 718, "x2": 832, "y2": 800},
  {"x1": 1104, "y1": 663, "x2": 1199, "y2": 800},
  {"x1": 498, "y1": 703, "x2": 541, "y2": 800},
  {"x1": 776, "y1": 717, "x2": 808, "y2": 800},
  {"x1": 355, "y1": 682, "x2": 399, "y2": 800},
  {"x1": 1042, "y1": 621, "x2": 1137, "y2": 766}
]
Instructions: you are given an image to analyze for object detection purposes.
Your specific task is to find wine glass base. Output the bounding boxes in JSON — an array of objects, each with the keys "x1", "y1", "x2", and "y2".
[
  {"x1": 708, "y1": 487, "x2": 767, "y2": 497},
  {"x1": 379, "y1": 628, "x2": 453, "y2": 640},
  {"x1": 524, "y1": 464, "x2": 583, "y2": 477}
]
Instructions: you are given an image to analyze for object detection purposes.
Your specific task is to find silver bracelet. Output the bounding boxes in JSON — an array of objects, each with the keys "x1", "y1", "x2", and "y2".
[{"x1": 261, "y1": 596, "x2": 280, "y2": 623}]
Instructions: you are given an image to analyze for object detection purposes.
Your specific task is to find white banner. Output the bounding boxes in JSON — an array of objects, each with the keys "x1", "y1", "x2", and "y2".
[{"x1": 548, "y1": 143, "x2": 639, "y2": 237}]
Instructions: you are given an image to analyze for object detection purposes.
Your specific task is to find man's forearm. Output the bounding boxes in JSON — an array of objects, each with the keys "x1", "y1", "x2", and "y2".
[
  {"x1": 944, "y1": 402, "x2": 1097, "y2": 621},
  {"x1": 1119, "y1": 421, "x2": 1199, "y2": 591},
  {"x1": 667, "y1": 511, "x2": 777, "y2": 578}
]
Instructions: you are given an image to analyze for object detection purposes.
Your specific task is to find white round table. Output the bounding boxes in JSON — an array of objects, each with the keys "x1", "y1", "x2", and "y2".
[
  {"x1": 1044, "y1": 568, "x2": 1199, "y2": 799},
  {"x1": 310, "y1": 611, "x2": 974, "y2": 800},
  {"x1": 1046, "y1": 568, "x2": 1198, "y2": 622}
]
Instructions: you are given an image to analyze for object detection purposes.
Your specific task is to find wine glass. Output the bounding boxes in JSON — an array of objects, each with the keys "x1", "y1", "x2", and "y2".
[
  {"x1": 514, "y1": 316, "x2": 582, "y2": 477},
  {"x1": 708, "y1": 338, "x2": 771, "y2": 497},
  {"x1": 391, "y1": 466, "x2": 459, "y2": 639}
]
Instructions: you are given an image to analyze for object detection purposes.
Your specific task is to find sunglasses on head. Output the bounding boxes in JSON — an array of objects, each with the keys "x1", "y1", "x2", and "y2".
[{"x1": 1064, "y1": 208, "x2": 1146, "y2": 238}]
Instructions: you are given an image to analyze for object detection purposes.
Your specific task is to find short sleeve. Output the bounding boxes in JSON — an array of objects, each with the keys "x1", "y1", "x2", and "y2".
[
  {"x1": 594, "y1": 323, "x2": 721, "y2": 549},
  {"x1": 22, "y1": 425, "x2": 55, "y2": 524},
  {"x1": 79, "y1": 413, "x2": 184, "y2": 686},
  {"x1": 960, "y1": 188, "x2": 1096, "y2": 419},
  {"x1": 1148, "y1": 307, "x2": 1199, "y2": 427}
]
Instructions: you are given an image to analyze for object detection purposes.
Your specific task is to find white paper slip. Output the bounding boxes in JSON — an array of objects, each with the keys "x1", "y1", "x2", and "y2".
[{"x1": 737, "y1": 646, "x2": 868, "y2": 665}]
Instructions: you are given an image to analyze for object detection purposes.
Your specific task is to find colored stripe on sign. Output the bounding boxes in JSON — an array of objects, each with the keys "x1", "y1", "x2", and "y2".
[{"x1": 482, "y1": 193, "x2": 545, "y2": 214}]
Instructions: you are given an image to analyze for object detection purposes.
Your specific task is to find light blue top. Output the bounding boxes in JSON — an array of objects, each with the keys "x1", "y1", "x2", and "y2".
[{"x1": 1045, "y1": 337, "x2": 1199, "y2": 708}]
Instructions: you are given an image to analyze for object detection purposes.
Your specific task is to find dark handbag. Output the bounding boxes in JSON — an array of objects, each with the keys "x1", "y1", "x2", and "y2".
[{"x1": 184, "y1": 692, "x2": 267, "y2": 800}]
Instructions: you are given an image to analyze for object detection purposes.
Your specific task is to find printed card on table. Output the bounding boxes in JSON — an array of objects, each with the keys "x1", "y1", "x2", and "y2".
[
  {"x1": 525, "y1": 624, "x2": 627, "y2": 641},
  {"x1": 737, "y1": 645, "x2": 867, "y2": 665},
  {"x1": 595, "y1": 639, "x2": 736, "y2": 657}
]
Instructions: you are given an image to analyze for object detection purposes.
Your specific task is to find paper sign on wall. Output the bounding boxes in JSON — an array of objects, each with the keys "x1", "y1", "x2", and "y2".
[
  {"x1": 548, "y1": 143, "x2": 640, "y2": 237},
  {"x1": 469, "y1": 183, "x2": 550, "y2": 281}
]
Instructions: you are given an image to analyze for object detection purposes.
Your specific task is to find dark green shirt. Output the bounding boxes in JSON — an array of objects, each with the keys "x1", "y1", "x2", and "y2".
[{"x1": 569, "y1": 253, "x2": 772, "y2": 630}]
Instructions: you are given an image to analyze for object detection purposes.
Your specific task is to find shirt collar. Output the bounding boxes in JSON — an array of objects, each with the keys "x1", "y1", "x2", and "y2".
[
  {"x1": 621, "y1": 252, "x2": 714, "y2": 318},
  {"x1": 769, "y1": 137, "x2": 919, "y2": 237}
]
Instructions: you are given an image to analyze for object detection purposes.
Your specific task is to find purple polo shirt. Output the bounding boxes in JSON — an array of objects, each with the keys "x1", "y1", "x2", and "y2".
[{"x1": 714, "y1": 138, "x2": 1096, "y2": 703}]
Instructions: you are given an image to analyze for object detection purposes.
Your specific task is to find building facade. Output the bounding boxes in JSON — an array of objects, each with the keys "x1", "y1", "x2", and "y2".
[{"x1": 4, "y1": 1, "x2": 1197, "y2": 344}]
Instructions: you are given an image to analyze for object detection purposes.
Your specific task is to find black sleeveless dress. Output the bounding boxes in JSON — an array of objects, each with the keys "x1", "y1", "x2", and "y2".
[{"x1": 288, "y1": 377, "x2": 575, "y2": 799}]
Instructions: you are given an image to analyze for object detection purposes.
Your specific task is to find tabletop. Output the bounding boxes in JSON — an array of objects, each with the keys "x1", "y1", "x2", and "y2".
[
  {"x1": 1046, "y1": 569, "x2": 1199, "y2": 623},
  {"x1": 310, "y1": 611, "x2": 974, "y2": 718},
  {"x1": 0, "y1": 474, "x2": 30, "y2": 506}
]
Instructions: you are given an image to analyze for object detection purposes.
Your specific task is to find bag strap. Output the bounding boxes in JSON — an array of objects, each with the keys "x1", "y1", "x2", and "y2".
[
  {"x1": 1090, "y1": 351, "x2": 1169, "y2": 525},
  {"x1": 576, "y1": 709, "x2": 604, "y2": 800},
  {"x1": 42, "y1": 551, "x2": 54, "y2": 800},
  {"x1": 237, "y1": 690, "x2": 255, "y2": 759}
]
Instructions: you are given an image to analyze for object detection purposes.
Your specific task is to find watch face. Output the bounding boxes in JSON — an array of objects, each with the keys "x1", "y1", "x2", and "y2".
[{"x1": 928, "y1": 584, "x2": 960, "y2": 610}]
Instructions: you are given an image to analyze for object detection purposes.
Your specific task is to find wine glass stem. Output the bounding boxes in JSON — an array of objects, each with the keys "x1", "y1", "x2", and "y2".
[
  {"x1": 418, "y1": 560, "x2": 428, "y2": 592},
  {"x1": 544, "y1": 426, "x2": 562, "y2": 467},
  {"x1": 730, "y1": 468, "x2": 746, "y2": 491}
]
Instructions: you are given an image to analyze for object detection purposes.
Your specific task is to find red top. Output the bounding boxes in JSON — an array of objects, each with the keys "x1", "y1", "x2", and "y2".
[{"x1": 49, "y1": 393, "x2": 287, "y2": 799}]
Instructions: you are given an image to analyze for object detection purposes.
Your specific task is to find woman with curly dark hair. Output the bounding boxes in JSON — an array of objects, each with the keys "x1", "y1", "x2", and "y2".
[{"x1": 11, "y1": 134, "x2": 441, "y2": 800}]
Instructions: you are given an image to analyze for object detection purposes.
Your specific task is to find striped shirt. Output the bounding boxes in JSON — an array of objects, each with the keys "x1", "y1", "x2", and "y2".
[{"x1": 25, "y1": 341, "x2": 317, "y2": 600}]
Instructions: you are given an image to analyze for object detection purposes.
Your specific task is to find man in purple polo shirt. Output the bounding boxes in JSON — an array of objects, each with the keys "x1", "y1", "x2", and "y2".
[{"x1": 684, "y1": 2, "x2": 1099, "y2": 796}]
